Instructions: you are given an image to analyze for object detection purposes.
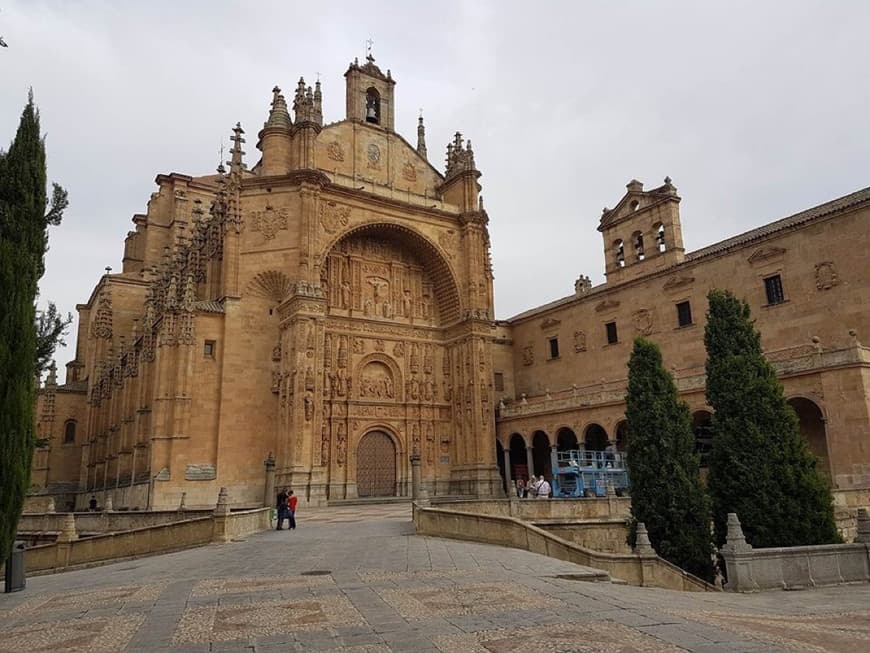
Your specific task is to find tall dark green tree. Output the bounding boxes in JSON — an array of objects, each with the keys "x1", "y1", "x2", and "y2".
[
  {"x1": 625, "y1": 337, "x2": 712, "y2": 580},
  {"x1": 704, "y1": 289, "x2": 838, "y2": 548},
  {"x1": 0, "y1": 91, "x2": 68, "y2": 559}
]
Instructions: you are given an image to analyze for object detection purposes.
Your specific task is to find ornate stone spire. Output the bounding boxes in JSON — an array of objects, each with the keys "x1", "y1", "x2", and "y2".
[
  {"x1": 46, "y1": 360, "x2": 58, "y2": 387},
  {"x1": 264, "y1": 86, "x2": 291, "y2": 129},
  {"x1": 229, "y1": 122, "x2": 246, "y2": 174},
  {"x1": 444, "y1": 132, "x2": 478, "y2": 179},
  {"x1": 417, "y1": 112, "x2": 427, "y2": 159},
  {"x1": 293, "y1": 77, "x2": 322, "y2": 126}
]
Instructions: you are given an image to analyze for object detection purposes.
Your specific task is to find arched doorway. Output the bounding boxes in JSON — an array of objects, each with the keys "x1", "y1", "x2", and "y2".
[
  {"x1": 584, "y1": 423, "x2": 608, "y2": 451},
  {"x1": 556, "y1": 427, "x2": 578, "y2": 451},
  {"x1": 787, "y1": 397, "x2": 830, "y2": 477},
  {"x1": 615, "y1": 420, "x2": 629, "y2": 453},
  {"x1": 357, "y1": 430, "x2": 397, "y2": 497},
  {"x1": 692, "y1": 411, "x2": 713, "y2": 468},
  {"x1": 509, "y1": 434, "x2": 528, "y2": 482},
  {"x1": 532, "y1": 431, "x2": 551, "y2": 479}
]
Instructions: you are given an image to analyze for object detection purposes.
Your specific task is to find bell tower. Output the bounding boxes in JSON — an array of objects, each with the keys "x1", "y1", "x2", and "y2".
[{"x1": 344, "y1": 49, "x2": 396, "y2": 131}]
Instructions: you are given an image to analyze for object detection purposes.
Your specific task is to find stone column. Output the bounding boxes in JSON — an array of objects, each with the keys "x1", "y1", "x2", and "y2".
[
  {"x1": 263, "y1": 452, "x2": 276, "y2": 508},
  {"x1": 525, "y1": 445, "x2": 535, "y2": 479},
  {"x1": 410, "y1": 450, "x2": 424, "y2": 502},
  {"x1": 502, "y1": 446, "x2": 512, "y2": 495}
]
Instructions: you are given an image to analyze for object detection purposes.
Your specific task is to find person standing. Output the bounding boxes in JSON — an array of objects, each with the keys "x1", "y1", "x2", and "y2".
[
  {"x1": 287, "y1": 490, "x2": 298, "y2": 530},
  {"x1": 276, "y1": 487, "x2": 289, "y2": 530},
  {"x1": 537, "y1": 475, "x2": 551, "y2": 499}
]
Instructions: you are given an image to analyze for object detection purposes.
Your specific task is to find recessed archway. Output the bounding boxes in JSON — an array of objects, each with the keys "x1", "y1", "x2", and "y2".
[
  {"x1": 584, "y1": 423, "x2": 608, "y2": 451},
  {"x1": 787, "y1": 397, "x2": 830, "y2": 478},
  {"x1": 531, "y1": 430, "x2": 551, "y2": 479},
  {"x1": 556, "y1": 427, "x2": 578, "y2": 452},
  {"x1": 509, "y1": 433, "x2": 528, "y2": 482},
  {"x1": 615, "y1": 420, "x2": 629, "y2": 453}
]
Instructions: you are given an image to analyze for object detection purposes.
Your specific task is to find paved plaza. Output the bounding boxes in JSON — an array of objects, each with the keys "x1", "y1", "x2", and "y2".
[{"x1": 1, "y1": 503, "x2": 869, "y2": 652}]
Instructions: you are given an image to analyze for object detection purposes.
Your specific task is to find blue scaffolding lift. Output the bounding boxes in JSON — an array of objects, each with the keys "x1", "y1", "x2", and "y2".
[{"x1": 550, "y1": 449, "x2": 630, "y2": 498}]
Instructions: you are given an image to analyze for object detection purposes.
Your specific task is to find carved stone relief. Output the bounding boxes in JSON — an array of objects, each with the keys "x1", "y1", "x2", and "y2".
[
  {"x1": 358, "y1": 361, "x2": 395, "y2": 399},
  {"x1": 574, "y1": 330, "x2": 587, "y2": 353},
  {"x1": 184, "y1": 464, "x2": 216, "y2": 481},
  {"x1": 366, "y1": 143, "x2": 381, "y2": 170},
  {"x1": 595, "y1": 299, "x2": 620, "y2": 313},
  {"x1": 815, "y1": 262, "x2": 838, "y2": 290},
  {"x1": 249, "y1": 204, "x2": 289, "y2": 241},
  {"x1": 632, "y1": 309, "x2": 654, "y2": 335},
  {"x1": 748, "y1": 246, "x2": 786, "y2": 264},
  {"x1": 401, "y1": 161, "x2": 417, "y2": 182},
  {"x1": 522, "y1": 345, "x2": 534, "y2": 366},
  {"x1": 319, "y1": 201, "x2": 351, "y2": 234},
  {"x1": 326, "y1": 140, "x2": 345, "y2": 162}
]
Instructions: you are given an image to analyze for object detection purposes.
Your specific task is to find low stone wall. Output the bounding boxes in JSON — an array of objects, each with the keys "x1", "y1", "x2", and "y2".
[
  {"x1": 10, "y1": 507, "x2": 271, "y2": 575},
  {"x1": 720, "y1": 512, "x2": 870, "y2": 591},
  {"x1": 414, "y1": 504, "x2": 712, "y2": 592},
  {"x1": 534, "y1": 519, "x2": 631, "y2": 554},
  {"x1": 430, "y1": 497, "x2": 630, "y2": 521},
  {"x1": 18, "y1": 510, "x2": 213, "y2": 536},
  {"x1": 832, "y1": 488, "x2": 870, "y2": 542},
  {"x1": 723, "y1": 542, "x2": 870, "y2": 592},
  {"x1": 74, "y1": 483, "x2": 151, "y2": 512}
]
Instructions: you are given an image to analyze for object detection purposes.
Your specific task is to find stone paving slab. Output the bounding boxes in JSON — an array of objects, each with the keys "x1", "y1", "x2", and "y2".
[{"x1": 2, "y1": 504, "x2": 869, "y2": 651}]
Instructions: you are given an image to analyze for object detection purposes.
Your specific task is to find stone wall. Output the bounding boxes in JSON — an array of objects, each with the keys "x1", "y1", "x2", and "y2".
[
  {"x1": 7, "y1": 507, "x2": 271, "y2": 575},
  {"x1": 535, "y1": 519, "x2": 631, "y2": 554},
  {"x1": 430, "y1": 497, "x2": 630, "y2": 520},
  {"x1": 720, "y1": 512, "x2": 870, "y2": 591},
  {"x1": 414, "y1": 503, "x2": 712, "y2": 592},
  {"x1": 17, "y1": 510, "x2": 213, "y2": 536}
]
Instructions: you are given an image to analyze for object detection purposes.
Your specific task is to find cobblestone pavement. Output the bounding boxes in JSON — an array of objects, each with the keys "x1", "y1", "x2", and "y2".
[{"x1": 1, "y1": 504, "x2": 869, "y2": 652}]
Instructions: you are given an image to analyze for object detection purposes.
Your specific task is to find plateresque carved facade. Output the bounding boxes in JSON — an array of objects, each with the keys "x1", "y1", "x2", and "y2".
[{"x1": 32, "y1": 56, "x2": 870, "y2": 510}]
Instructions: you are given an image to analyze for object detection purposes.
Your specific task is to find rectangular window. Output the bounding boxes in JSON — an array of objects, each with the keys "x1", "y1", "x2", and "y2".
[
  {"x1": 764, "y1": 275, "x2": 785, "y2": 305},
  {"x1": 494, "y1": 372, "x2": 505, "y2": 392},
  {"x1": 204, "y1": 340, "x2": 216, "y2": 358},
  {"x1": 676, "y1": 301, "x2": 693, "y2": 327},
  {"x1": 605, "y1": 321, "x2": 618, "y2": 344},
  {"x1": 548, "y1": 337, "x2": 560, "y2": 359}
]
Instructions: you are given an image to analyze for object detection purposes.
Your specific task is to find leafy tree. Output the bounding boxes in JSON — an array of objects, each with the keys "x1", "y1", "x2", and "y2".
[
  {"x1": 625, "y1": 337, "x2": 712, "y2": 580},
  {"x1": 704, "y1": 289, "x2": 839, "y2": 548},
  {"x1": 0, "y1": 91, "x2": 67, "y2": 559},
  {"x1": 36, "y1": 301, "x2": 73, "y2": 375}
]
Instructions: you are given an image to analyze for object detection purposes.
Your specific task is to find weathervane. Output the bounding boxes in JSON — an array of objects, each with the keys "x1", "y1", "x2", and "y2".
[{"x1": 365, "y1": 38, "x2": 374, "y2": 61}]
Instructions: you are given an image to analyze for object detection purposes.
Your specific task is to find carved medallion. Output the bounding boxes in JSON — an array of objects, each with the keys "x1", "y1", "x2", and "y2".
[
  {"x1": 393, "y1": 342, "x2": 405, "y2": 357},
  {"x1": 438, "y1": 230, "x2": 458, "y2": 255},
  {"x1": 402, "y1": 161, "x2": 417, "y2": 182},
  {"x1": 366, "y1": 143, "x2": 381, "y2": 169},
  {"x1": 250, "y1": 205, "x2": 289, "y2": 241},
  {"x1": 319, "y1": 201, "x2": 351, "y2": 234},
  {"x1": 352, "y1": 338, "x2": 365, "y2": 354},
  {"x1": 632, "y1": 309, "x2": 654, "y2": 335},
  {"x1": 574, "y1": 330, "x2": 587, "y2": 353},
  {"x1": 815, "y1": 261, "x2": 838, "y2": 290},
  {"x1": 326, "y1": 140, "x2": 345, "y2": 162},
  {"x1": 522, "y1": 345, "x2": 534, "y2": 366}
]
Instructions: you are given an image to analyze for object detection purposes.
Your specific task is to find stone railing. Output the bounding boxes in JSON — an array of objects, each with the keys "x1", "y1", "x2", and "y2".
[
  {"x1": 5, "y1": 488, "x2": 271, "y2": 576},
  {"x1": 430, "y1": 496, "x2": 630, "y2": 520},
  {"x1": 413, "y1": 503, "x2": 713, "y2": 592},
  {"x1": 499, "y1": 342, "x2": 869, "y2": 419},
  {"x1": 720, "y1": 512, "x2": 870, "y2": 592},
  {"x1": 17, "y1": 510, "x2": 214, "y2": 537}
]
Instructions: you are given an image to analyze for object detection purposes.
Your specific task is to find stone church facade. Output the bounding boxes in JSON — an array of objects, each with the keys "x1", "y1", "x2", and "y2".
[{"x1": 32, "y1": 55, "x2": 870, "y2": 510}]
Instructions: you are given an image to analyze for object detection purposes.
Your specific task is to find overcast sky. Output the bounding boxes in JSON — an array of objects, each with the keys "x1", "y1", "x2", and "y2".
[{"x1": 3, "y1": 1, "x2": 869, "y2": 376}]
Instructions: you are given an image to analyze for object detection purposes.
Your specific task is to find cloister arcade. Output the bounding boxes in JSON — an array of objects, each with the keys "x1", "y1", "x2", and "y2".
[{"x1": 495, "y1": 395, "x2": 831, "y2": 493}]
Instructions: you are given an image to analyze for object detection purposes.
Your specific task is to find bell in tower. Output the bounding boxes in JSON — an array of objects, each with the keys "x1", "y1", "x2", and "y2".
[{"x1": 365, "y1": 88, "x2": 381, "y2": 124}]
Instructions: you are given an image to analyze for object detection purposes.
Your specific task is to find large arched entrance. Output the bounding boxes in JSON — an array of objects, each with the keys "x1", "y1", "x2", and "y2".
[
  {"x1": 788, "y1": 397, "x2": 830, "y2": 478},
  {"x1": 615, "y1": 420, "x2": 629, "y2": 453},
  {"x1": 509, "y1": 434, "x2": 528, "y2": 482},
  {"x1": 357, "y1": 430, "x2": 397, "y2": 497}
]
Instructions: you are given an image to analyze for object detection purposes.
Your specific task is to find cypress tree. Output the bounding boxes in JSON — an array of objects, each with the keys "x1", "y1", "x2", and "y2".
[
  {"x1": 0, "y1": 91, "x2": 67, "y2": 559},
  {"x1": 704, "y1": 289, "x2": 839, "y2": 548},
  {"x1": 625, "y1": 337, "x2": 712, "y2": 580}
]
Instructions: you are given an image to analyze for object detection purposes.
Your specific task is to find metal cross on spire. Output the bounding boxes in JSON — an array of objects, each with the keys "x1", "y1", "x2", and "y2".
[{"x1": 365, "y1": 38, "x2": 374, "y2": 61}]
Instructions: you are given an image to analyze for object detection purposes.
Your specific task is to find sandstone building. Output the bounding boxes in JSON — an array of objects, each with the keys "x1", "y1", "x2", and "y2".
[{"x1": 32, "y1": 55, "x2": 870, "y2": 510}]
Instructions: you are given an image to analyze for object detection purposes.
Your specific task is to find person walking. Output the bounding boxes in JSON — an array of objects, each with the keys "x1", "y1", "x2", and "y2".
[
  {"x1": 287, "y1": 490, "x2": 298, "y2": 530},
  {"x1": 276, "y1": 487, "x2": 289, "y2": 530}
]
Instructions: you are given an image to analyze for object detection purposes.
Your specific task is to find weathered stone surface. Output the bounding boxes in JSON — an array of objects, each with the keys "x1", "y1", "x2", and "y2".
[{"x1": 184, "y1": 463, "x2": 216, "y2": 481}]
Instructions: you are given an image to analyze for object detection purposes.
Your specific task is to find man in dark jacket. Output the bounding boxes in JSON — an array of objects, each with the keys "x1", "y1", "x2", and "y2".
[{"x1": 276, "y1": 487, "x2": 289, "y2": 530}]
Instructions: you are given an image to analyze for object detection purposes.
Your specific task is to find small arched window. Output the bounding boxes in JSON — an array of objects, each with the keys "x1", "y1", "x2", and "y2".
[
  {"x1": 632, "y1": 231, "x2": 645, "y2": 261},
  {"x1": 655, "y1": 223, "x2": 666, "y2": 252},
  {"x1": 365, "y1": 87, "x2": 381, "y2": 124},
  {"x1": 614, "y1": 239, "x2": 625, "y2": 268},
  {"x1": 63, "y1": 420, "x2": 76, "y2": 445}
]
